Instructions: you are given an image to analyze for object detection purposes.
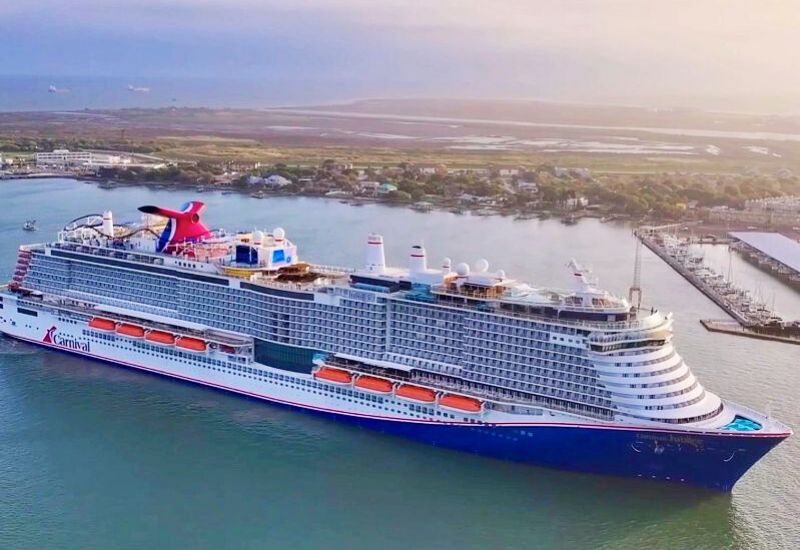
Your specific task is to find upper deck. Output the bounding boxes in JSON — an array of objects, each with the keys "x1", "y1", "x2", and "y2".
[{"x1": 13, "y1": 200, "x2": 646, "y2": 332}]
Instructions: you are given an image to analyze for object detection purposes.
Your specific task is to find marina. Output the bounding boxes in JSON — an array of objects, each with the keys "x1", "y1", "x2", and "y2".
[
  {"x1": 636, "y1": 226, "x2": 800, "y2": 344},
  {"x1": 729, "y1": 231, "x2": 800, "y2": 290}
]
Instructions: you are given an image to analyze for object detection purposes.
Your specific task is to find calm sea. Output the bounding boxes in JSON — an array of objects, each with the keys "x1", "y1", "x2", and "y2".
[
  {"x1": 0, "y1": 76, "x2": 363, "y2": 112},
  {"x1": 0, "y1": 179, "x2": 798, "y2": 549}
]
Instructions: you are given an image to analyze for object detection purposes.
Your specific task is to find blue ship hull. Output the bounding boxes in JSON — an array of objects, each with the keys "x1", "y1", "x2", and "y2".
[{"x1": 315, "y1": 409, "x2": 786, "y2": 492}]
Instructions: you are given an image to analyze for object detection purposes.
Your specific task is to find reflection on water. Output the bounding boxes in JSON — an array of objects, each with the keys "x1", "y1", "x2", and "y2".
[{"x1": 0, "y1": 179, "x2": 797, "y2": 549}]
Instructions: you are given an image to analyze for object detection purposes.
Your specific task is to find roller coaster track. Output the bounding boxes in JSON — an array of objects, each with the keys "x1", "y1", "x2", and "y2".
[{"x1": 62, "y1": 213, "x2": 161, "y2": 240}]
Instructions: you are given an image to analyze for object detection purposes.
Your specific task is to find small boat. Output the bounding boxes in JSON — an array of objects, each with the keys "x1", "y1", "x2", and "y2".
[
  {"x1": 22, "y1": 220, "x2": 37, "y2": 232},
  {"x1": 145, "y1": 330, "x2": 176, "y2": 346},
  {"x1": 88, "y1": 317, "x2": 117, "y2": 331},
  {"x1": 176, "y1": 337, "x2": 207, "y2": 352},
  {"x1": 221, "y1": 190, "x2": 235, "y2": 195},
  {"x1": 438, "y1": 394, "x2": 483, "y2": 414},
  {"x1": 116, "y1": 323, "x2": 146, "y2": 338},
  {"x1": 314, "y1": 367, "x2": 353, "y2": 385},
  {"x1": 395, "y1": 384, "x2": 436, "y2": 404},
  {"x1": 354, "y1": 375, "x2": 394, "y2": 394}
]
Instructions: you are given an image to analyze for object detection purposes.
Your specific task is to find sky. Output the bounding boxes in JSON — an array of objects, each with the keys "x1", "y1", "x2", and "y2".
[{"x1": 2, "y1": 0, "x2": 799, "y2": 111}]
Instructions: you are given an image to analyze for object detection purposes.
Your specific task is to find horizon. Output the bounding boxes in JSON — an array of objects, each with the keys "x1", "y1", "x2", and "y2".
[{"x1": 2, "y1": 1, "x2": 800, "y2": 114}]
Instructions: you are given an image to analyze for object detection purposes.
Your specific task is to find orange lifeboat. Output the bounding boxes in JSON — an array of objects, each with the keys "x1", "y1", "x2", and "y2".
[
  {"x1": 146, "y1": 330, "x2": 176, "y2": 346},
  {"x1": 88, "y1": 317, "x2": 116, "y2": 331},
  {"x1": 438, "y1": 394, "x2": 483, "y2": 414},
  {"x1": 314, "y1": 367, "x2": 353, "y2": 385},
  {"x1": 395, "y1": 384, "x2": 436, "y2": 404},
  {"x1": 116, "y1": 323, "x2": 145, "y2": 338},
  {"x1": 176, "y1": 337, "x2": 208, "y2": 352},
  {"x1": 354, "y1": 375, "x2": 394, "y2": 394}
]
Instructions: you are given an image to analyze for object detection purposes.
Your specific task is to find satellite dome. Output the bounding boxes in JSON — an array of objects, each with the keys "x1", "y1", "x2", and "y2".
[
  {"x1": 273, "y1": 227, "x2": 285, "y2": 241},
  {"x1": 475, "y1": 258, "x2": 489, "y2": 273},
  {"x1": 497, "y1": 269, "x2": 506, "y2": 280},
  {"x1": 441, "y1": 257, "x2": 452, "y2": 269},
  {"x1": 253, "y1": 230, "x2": 265, "y2": 245},
  {"x1": 456, "y1": 262, "x2": 470, "y2": 277}
]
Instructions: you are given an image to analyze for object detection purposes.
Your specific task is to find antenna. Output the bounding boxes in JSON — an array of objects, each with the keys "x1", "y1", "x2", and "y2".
[{"x1": 629, "y1": 232, "x2": 643, "y2": 309}]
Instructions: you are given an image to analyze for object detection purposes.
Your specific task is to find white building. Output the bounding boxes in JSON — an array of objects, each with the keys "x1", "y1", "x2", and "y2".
[
  {"x1": 264, "y1": 174, "x2": 292, "y2": 187},
  {"x1": 35, "y1": 149, "x2": 128, "y2": 168},
  {"x1": 516, "y1": 181, "x2": 539, "y2": 193},
  {"x1": 565, "y1": 196, "x2": 589, "y2": 210}
]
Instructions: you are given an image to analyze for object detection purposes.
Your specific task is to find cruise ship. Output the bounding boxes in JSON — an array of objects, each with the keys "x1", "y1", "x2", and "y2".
[{"x1": 0, "y1": 201, "x2": 790, "y2": 490}]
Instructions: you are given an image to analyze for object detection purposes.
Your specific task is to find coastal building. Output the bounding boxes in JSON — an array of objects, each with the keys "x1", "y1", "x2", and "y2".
[
  {"x1": 516, "y1": 181, "x2": 539, "y2": 194},
  {"x1": 416, "y1": 163, "x2": 448, "y2": 176},
  {"x1": 358, "y1": 181, "x2": 380, "y2": 195},
  {"x1": 565, "y1": 196, "x2": 589, "y2": 210},
  {"x1": 264, "y1": 175, "x2": 292, "y2": 187},
  {"x1": 35, "y1": 149, "x2": 129, "y2": 168},
  {"x1": 709, "y1": 205, "x2": 800, "y2": 229},
  {"x1": 377, "y1": 182, "x2": 398, "y2": 195},
  {"x1": 494, "y1": 166, "x2": 522, "y2": 177}
]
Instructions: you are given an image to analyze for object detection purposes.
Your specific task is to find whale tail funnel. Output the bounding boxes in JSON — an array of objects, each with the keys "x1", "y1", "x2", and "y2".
[{"x1": 138, "y1": 201, "x2": 212, "y2": 253}]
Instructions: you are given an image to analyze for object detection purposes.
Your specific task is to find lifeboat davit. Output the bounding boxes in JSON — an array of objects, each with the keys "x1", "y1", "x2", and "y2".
[
  {"x1": 438, "y1": 394, "x2": 483, "y2": 414},
  {"x1": 116, "y1": 323, "x2": 145, "y2": 338},
  {"x1": 395, "y1": 384, "x2": 436, "y2": 404},
  {"x1": 88, "y1": 317, "x2": 116, "y2": 331},
  {"x1": 176, "y1": 337, "x2": 208, "y2": 352},
  {"x1": 145, "y1": 330, "x2": 176, "y2": 346},
  {"x1": 354, "y1": 375, "x2": 394, "y2": 394},
  {"x1": 314, "y1": 367, "x2": 353, "y2": 385}
]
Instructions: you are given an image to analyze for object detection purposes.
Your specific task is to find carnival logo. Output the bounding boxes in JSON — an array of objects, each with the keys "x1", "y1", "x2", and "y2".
[
  {"x1": 42, "y1": 325, "x2": 57, "y2": 344},
  {"x1": 43, "y1": 325, "x2": 91, "y2": 352}
]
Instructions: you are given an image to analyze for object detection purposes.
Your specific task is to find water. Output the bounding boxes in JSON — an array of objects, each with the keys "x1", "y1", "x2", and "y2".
[
  {"x1": 0, "y1": 179, "x2": 798, "y2": 549},
  {"x1": 0, "y1": 76, "x2": 360, "y2": 112}
]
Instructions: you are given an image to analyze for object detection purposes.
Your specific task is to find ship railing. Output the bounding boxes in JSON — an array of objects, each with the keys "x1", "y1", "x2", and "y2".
[
  {"x1": 426, "y1": 295, "x2": 664, "y2": 331},
  {"x1": 430, "y1": 284, "x2": 628, "y2": 312},
  {"x1": 309, "y1": 263, "x2": 355, "y2": 276}
]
